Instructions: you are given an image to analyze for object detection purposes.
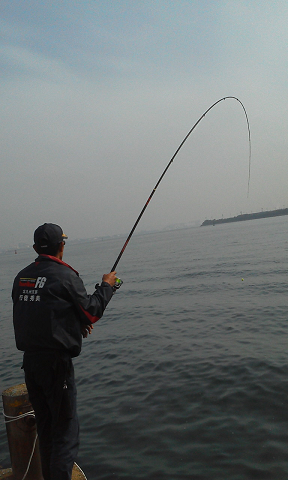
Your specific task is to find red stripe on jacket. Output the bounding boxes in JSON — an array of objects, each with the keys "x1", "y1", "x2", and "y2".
[{"x1": 79, "y1": 304, "x2": 100, "y2": 324}]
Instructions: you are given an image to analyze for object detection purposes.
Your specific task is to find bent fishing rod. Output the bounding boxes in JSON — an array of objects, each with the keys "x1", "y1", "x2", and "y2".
[{"x1": 112, "y1": 96, "x2": 251, "y2": 287}]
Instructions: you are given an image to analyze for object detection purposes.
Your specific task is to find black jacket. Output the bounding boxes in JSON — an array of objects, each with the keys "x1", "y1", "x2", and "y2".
[{"x1": 12, "y1": 254, "x2": 114, "y2": 357}]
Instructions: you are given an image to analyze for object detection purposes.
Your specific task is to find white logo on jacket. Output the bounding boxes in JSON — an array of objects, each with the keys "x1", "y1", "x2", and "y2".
[{"x1": 35, "y1": 277, "x2": 47, "y2": 288}]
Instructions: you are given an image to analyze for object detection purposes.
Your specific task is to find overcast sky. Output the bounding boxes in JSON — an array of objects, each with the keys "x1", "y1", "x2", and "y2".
[{"x1": 1, "y1": 0, "x2": 288, "y2": 249}]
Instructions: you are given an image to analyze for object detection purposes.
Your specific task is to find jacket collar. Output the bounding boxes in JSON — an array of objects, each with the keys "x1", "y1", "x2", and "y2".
[{"x1": 35, "y1": 254, "x2": 79, "y2": 275}]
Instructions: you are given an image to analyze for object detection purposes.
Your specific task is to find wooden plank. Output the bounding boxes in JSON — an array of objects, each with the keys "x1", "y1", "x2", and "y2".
[
  {"x1": 0, "y1": 468, "x2": 13, "y2": 479},
  {"x1": 72, "y1": 463, "x2": 87, "y2": 479},
  {"x1": 0, "y1": 463, "x2": 86, "y2": 479}
]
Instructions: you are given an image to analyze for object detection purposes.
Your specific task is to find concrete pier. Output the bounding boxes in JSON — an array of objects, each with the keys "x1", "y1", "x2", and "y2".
[{"x1": 1, "y1": 384, "x2": 86, "y2": 479}]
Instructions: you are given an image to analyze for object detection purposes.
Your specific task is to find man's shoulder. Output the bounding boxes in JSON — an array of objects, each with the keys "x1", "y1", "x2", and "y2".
[
  {"x1": 14, "y1": 261, "x2": 36, "y2": 278},
  {"x1": 14, "y1": 257, "x2": 78, "y2": 283}
]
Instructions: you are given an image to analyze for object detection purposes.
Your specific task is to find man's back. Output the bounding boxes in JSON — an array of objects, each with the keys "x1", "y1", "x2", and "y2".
[{"x1": 12, "y1": 254, "x2": 84, "y2": 357}]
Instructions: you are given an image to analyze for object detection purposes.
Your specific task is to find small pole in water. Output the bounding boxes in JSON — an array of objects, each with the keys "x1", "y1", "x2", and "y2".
[{"x1": 1, "y1": 384, "x2": 43, "y2": 480}]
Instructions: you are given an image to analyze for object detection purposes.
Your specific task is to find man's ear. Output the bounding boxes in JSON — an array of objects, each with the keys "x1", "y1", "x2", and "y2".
[
  {"x1": 57, "y1": 241, "x2": 65, "y2": 259},
  {"x1": 33, "y1": 244, "x2": 38, "y2": 253}
]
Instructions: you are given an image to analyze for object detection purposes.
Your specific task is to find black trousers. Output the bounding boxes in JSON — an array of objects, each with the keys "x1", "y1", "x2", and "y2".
[{"x1": 23, "y1": 352, "x2": 79, "y2": 480}]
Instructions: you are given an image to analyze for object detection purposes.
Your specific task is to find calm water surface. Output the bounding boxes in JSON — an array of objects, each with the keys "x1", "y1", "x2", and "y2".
[{"x1": 1, "y1": 217, "x2": 288, "y2": 479}]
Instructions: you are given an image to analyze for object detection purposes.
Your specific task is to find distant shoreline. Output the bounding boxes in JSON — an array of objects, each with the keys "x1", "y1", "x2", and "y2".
[{"x1": 201, "y1": 208, "x2": 288, "y2": 226}]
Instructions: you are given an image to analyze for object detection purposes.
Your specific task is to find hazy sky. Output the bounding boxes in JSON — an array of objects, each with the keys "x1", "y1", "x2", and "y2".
[{"x1": 1, "y1": 0, "x2": 288, "y2": 249}]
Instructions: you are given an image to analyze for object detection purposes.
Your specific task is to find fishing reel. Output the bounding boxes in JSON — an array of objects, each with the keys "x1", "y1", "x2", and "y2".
[
  {"x1": 95, "y1": 277, "x2": 123, "y2": 293},
  {"x1": 113, "y1": 277, "x2": 123, "y2": 292}
]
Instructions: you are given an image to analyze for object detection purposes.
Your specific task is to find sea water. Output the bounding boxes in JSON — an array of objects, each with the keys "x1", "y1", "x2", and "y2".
[{"x1": 1, "y1": 216, "x2": 288, "y2": 479}]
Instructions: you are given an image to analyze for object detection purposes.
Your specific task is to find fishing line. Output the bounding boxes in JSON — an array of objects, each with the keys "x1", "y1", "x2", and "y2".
[{"x1": 111, "y1": 96, "x2": 251, "y2": 274}]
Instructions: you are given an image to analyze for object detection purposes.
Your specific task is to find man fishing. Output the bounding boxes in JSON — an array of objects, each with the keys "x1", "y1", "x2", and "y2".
[{"x1": 12, "y1": 223, "x2": 117, "y2": 480}]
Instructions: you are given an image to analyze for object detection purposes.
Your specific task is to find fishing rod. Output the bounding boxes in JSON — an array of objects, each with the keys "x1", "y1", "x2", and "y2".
[{"x1": 112, "y1": 96, "x2": 251, "y2": 286}]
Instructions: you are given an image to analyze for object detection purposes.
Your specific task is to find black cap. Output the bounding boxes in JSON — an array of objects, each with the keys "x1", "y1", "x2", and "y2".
[{"x1": 34, "y1": 223, "x2": 68, "y2": 249}]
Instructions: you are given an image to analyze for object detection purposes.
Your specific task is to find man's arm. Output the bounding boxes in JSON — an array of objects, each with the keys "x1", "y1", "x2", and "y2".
[
  {"x1": 80, "y1": 271, "x2": 117, "y2": 336},
  {"x1": 66, "y1": 270, "x2": 117, "y2": 326}
]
